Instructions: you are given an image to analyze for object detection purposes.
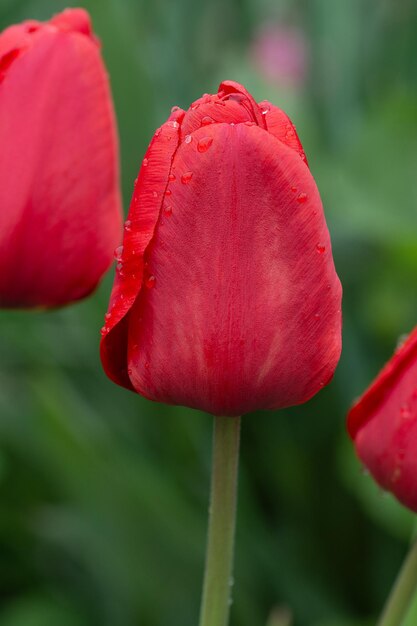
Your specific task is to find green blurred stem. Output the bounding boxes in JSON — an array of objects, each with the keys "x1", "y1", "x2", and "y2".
[
  {"x1": 198, "y1": 415, "x2": 241, "y2": 626},
  {"x1": 378, "y1": 538, "x2": 417, "y2": 626}
]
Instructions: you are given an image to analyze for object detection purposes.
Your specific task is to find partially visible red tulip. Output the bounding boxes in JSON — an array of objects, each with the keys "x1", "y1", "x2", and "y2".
[
  {"x1": 348, "y1": 327, "x2": 417, "y2": 512},
  {"x1": 101, "y1": 80, "x2": 342, "y2": 417},
  {"x1": 251, "y1": 24, "x2": 308, "y2": 89},
  {"x1": 0, "y1": 8, "x2": 122, "y2": 308}
]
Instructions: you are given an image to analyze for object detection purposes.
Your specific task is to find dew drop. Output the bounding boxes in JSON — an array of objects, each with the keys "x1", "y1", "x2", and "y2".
[
  {"x1": 297, "y1": 192, "x2": 308, "y2": 203},
  {"x1": 164, "y1": 205, "x2": 172, "y2": 216},
  {"x1": 143, "y1": 157, "x2": 148, "y2": 166},
  {"x1": 165, "y1": 189, "x2": 172, "y2": 197},
  {"x1": 191, "y1": 102, "x2": 200, "y2": 110},
  {"x1": 316, "y1": 244, "x2": 326, "y2": 254},
  {"x1": 114, "y1": 245, "x2": 123, "y2": 261},
  {"x1": 104, "y1": 313, "x2": 111, "y2": 321},
  {"x1": 184, "y1": 134, "x2": 192, "y2": 144},
  {"x1": 168, "y1": 173, "x2": 176, "y2": 182},
  {"x1": 145, "y1": 275, "x2": 156, "y2": 288},
  {"x1": 116, "y1": 262, "x2": 124, "y2": 273},
  {"x1": 396, "y1": 333, "x2": 409, "y2": 349},
  {"x1": 127, "y1": 368, "x2": 133, "y2": 376},
  {"x1": 152, "y1": 191, "x2": 158, "y2": 198},
  {"x1": 286, "y1": 128, "x2": 295, "y2": 138},
  {"x1": 201, "y1": 116, "x2": 214, "y2": 126},
  {"x1": 168, "y1": 120, "x2": 179, "y2": 129},
  {"x1": 314, "y1": 313, "x2": 320, "y2": 319},
  {"x1": 197, "y1": 137, "x2": 213, "y2": 153},
  {"x1": 244, "y1": 121, "x2": 256, "y2": 126},
  {"x1": 392, "y1": 467, "x2": 402, "y2": 483},
  {"x1": 171, "y1": 105, "x2": 180, "y2": 113},
  {"x1": 261, "y1": 108, "x2": 269, "y2": 115},
  {"x1": 400, "y1": 405, "x2": 411, "y2": 418},
  {"x1": 181, "y1": 171, "x2": 193, "y2": 184},
  {"x1": 291, "y1": 186, "x2": 297, "y2": 193},
  {"x1": 100, "y1": 326, "x2": 109, "y2": 336},
  {"x1": 124, "y1": 219, "x2": 132, "y2": 231}
]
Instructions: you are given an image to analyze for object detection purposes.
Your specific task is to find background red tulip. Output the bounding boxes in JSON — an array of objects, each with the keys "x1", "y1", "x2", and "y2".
[
  {"x1": 348, "y1": 327, "x2": 417, "y2": 512},
  {"x1": 101, "y1": 80, "x2": 342, "y2": 417},
  {"x1": 0, "y1": 8, "x2": 122, "y2": 308}
]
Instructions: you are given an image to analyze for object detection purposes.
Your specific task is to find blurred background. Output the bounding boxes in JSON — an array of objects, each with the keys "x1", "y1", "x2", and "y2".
[{"x1": 1, "y1": 0, "x2": 417, "y2": 625}]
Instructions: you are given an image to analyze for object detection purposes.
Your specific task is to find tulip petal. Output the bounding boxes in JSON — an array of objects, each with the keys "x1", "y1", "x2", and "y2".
[
  {"x1": 125, "y1": 122, "x2": 341, "y2": 416},
  {"x1": 0, "y1": 19, "x2": 121, "y2": 307},
  {"x1": 348, "y1": 328, "x2": 417, "y2": 511},
  {"x1": 100, "y1": 110, "x2": 184, "y2": 389},
  {"x1": 219, "y1": 80, "x2": 267, "y2": 128},
  {"x1": 260, "y1": 100, "x2": 308, "y2": 165}
]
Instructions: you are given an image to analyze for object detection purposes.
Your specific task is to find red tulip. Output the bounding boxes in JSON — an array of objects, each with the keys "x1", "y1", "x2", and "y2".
[
  {"x1": 0, "y1": 8, "x2": 122, "y2": 308},
  {"x1": 348, "y1": 327, "x2": 417, "y2": 512},
  {"x1": 101, "y1": 81, "x2": 342, "y2": 417}
]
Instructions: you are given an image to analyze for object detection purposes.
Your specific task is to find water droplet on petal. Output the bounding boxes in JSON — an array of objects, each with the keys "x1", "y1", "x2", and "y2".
[
  {"x1": 181, "y1": 171, "x2": 193, "y2": 184},
  {"x1": 314, "y1": 313, "x2": 320, "y2": 319},
  {"x1": 143, "y1": 157, "x2": 148, "y2": 167},
  {"x1": 201, "y1": 116, "x2": 214, "y2": 126},
  {"x1": 184, "y1": 134, "x2": 192, "y2": 144},
  {"x1": 104, "y1": 313, "x2": 111, "y2": 321},
  {"x1": 164, "y1": 205, "x2": 172, "y2": 216},
  {"x1": 116, "y1": 262, "x2": 124, "y2": 273},
  {"x1": 114, "y1": 245, "x2": 123, "y2": 261},
  {"x1": 168, "y1": 173, "x2": 176, "y2": 182},
  {"x1": 171, "y1": 105, "x2": 180, "y2": 113},
  {"x1": 100, "y1": 326, "x2": 109, "y2": 336},
  {"x1": 152, "y1": 191, "x2": 158, "y2": 198},
  {"x1": 165, "y1": 189, "x2": 172, "y2": 197},
  {"x1": 197, "y1": 137, "x2": 213, "y2": 153},
  {"x1": 297, "y1": 192, "x2": 308, "y2": 203},
  {"x1": 396, "y1": 333, "x2": 409, "y2": 349},
  {"x1": 127, "y1": 367, "x2": 133, "y2": 376},
  {"x1": 400, "y1": 405, "x2": 411, "y2": 418},
  {"x1": 261, "y1": 107, "x2": 270, "y2": 115},
  {"x1": 291, "y1": 186, "x2": 297, "y2": 193},
  {"x1": 145, "y1": 275, "x2": 156, "y2": 288},
  {"x1": 244, "y1": 121, "x2": 256, "y2": 126},
  {"x1": 124, "y1": 220, "x2": 132, "y2": 231},
  {"x1": 316, "y1": 244, "x2": 326, "y2": 254}
]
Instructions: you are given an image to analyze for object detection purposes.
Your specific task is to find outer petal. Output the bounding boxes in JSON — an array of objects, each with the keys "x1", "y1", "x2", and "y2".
[
  {"x1": 260, "y1": 99, "x2": 308, "y2": 165},
  {"x1": 0, "y1": 11, "x2": 121, "y2": 307},
  {"x1": 100, "y1": 110, "x2": 184, "y2": 389},
  {"x1": 347, "y1": 327, "x2": 417, "y2": 511},
  {"x1": 125, "y1": 122, "x2": 341, "y2": 416}
]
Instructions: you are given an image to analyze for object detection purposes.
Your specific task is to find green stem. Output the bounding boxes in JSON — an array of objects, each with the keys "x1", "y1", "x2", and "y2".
[
  {"x1": 378, "y1": 539, "x2": 417, "y2": 626},
  {"x1": 198, "y1": 415, "x2": 241, "y2": 626}
]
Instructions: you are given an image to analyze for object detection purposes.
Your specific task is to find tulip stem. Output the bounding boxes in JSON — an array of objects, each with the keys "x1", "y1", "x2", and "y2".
[
  {"x1": 198, "y1": 415, "x2": 241, "y2": 626},
  {"x1": 378, "y1": 538, "x2": 417, "y2": 626}
]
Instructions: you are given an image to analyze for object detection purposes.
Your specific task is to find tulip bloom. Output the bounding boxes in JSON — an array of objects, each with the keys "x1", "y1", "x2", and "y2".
[
  {"x1": 0, "y1": 8, "x2": 121, "y2": 308},
  {"x1": 348, "y1": 327, "x2": 417, "y2": 512},
  {"x1": 101, "y1": 81, "x2": 341, "y2": 416}
]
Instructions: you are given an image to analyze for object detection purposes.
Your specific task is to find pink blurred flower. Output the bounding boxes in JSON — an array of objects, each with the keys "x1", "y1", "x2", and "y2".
[{"x1": 251, "y1": 24, "x2": 308, "y2": 89}]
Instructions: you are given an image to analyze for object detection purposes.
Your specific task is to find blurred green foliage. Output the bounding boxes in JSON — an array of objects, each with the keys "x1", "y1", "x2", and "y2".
[{"x1": 1, "y1": 0, "x2": 417, "y2": 625}]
